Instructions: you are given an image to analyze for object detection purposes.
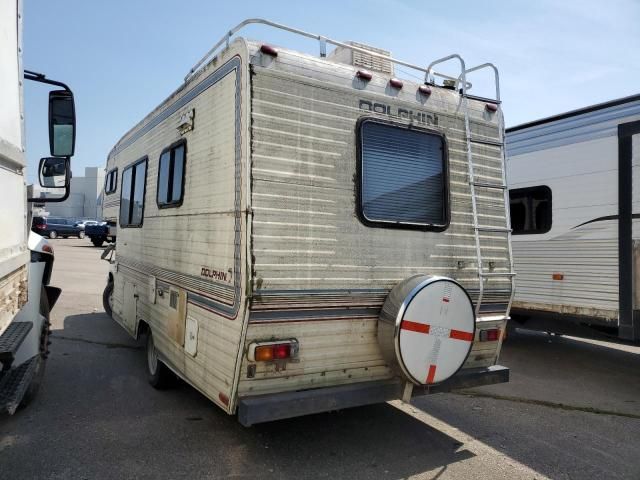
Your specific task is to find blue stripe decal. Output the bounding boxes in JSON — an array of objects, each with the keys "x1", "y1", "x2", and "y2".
[{"x1": 506, "y1": 98, "x2": 640, "y2": 157}]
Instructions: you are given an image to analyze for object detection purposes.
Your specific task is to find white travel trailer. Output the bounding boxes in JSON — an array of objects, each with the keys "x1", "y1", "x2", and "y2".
[
  {"x1": 506, "y1": 94, "x2": 640, "y2": 341},
  {"x1": 102, "y1": 19, "x2": 514, "y2": 425}
]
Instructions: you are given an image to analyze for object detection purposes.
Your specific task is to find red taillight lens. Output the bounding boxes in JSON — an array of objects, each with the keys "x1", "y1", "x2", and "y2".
[
  {"x1": 273, "y1": 344, "x2": 291, "y2": 359},
  {"x1": 36, "y1": 224, "x2": 45, "y2": 230},
  {"x1": 479, "y1": 329, "x2": 500, "y2": 342}
]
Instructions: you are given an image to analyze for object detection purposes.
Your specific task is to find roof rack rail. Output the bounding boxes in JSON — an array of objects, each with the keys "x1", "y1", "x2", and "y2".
[{"x1": 184, "y1": 18, "x2": 473, "y2": 88}]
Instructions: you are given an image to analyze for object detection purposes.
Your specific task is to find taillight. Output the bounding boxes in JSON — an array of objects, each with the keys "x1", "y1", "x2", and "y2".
[
  {"x1": 248, "y1": 340, "x2": 298, "y2": 362},
  {"x1": 479, "y1": 329, "x2": 501, "y2": 342},
  {"x1": 35, "y1": 224, "x2": 45, "y2": 230}
]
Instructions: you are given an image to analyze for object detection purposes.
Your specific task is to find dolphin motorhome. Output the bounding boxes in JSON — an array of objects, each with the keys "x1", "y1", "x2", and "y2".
[{"x1": 101, "y1": 19, "x2": 514, "y2": 425}]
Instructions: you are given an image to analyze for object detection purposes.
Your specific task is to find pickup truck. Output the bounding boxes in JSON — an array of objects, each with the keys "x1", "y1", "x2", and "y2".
[{"x1": 85, "y1": 222, "x2": 116, "y2": 247}]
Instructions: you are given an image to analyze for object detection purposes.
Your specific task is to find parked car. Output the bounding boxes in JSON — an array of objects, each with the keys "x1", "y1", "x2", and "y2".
[{"x1": 31, "y1": 217, "x2": 85, "y2": 239}]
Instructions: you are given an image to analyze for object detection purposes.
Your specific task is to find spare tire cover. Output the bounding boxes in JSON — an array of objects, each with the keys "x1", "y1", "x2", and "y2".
[{"x1": 378, "y1": 275, "x2": 475, "y2": 385}]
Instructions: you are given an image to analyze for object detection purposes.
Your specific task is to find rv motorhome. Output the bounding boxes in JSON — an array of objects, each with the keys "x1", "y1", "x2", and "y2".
[
  {"x1": 101, "y1": 19, "x2": 514, "y2": 425},
  {"x1": 506, "y1": 94, "x2": 640, "y2": 341}
]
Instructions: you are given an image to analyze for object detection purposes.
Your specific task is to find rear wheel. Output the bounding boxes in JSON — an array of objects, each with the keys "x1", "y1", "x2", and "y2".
[
  {"x1": 78, "y1": 231, "x2": 85, "y2": 239},
  {"x1": 92, "y1": 238, "x2": 104, "y2": 247},
  {"x1": 102, "y1": 280, "x2": 113, "y2": 317},
  {"x1": 48, "y1": 231, "x2": 57, "y2": 239},
  {"x1": 146, "y1": 330, "x2": 173, "y2": 389}
]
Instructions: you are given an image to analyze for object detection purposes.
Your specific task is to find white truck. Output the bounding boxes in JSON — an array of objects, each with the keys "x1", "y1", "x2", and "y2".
[{"x1": 0, "y1": 0, "x2": 76, "y2": 414}]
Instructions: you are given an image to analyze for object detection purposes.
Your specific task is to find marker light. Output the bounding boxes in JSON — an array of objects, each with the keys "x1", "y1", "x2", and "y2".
[
  {"x1": 260, "y1": 44, "x2": 278, "y2": 57},
  {"x1": 389, "y1": 78, "x2": 403, "y2": 89},
  {"x1": 479, "y1": 328, "x2": 501, "y2": 342},
  {"x1": 552, "y1": 273, "x2": 564, "y2": 281},
  {"x1": 356, "y1": 70, "x2": 373, "y2": 81},
  {"x1": 485, "y1": 103, "x2": 498, "y2": 112},
  {"x1": 418, "y1": 85, "x2": 432, "y2": 96}
]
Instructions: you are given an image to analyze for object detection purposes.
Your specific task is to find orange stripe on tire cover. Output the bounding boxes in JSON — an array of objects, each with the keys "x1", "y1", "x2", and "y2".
[
  {"x1": 449, "y1": 329, "x2": 474, "y2": 341},
  {"x1": 400, "y1": 320, "x2": 430, "y2": 334},
  {"x1": 426, "y1": 364, "x2": 437, "y2": 384}
]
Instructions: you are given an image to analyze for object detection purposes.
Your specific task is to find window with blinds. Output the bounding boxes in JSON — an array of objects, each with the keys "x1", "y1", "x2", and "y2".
[{"x1": 359, "y1": 120, "x2": 447, "y2": 229}]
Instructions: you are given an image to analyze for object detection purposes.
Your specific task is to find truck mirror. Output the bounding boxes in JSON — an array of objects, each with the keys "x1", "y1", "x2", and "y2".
[
  {"x1": 49, "y1": 90, "x2": 76, "y2": 157},
  {"x1": 39, "y1": 157, "x2": 69, "y2": 189}
]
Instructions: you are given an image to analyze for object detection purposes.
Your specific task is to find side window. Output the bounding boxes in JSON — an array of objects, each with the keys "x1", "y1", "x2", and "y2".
[
  {"x1": 358, "y1": 119, "x2": 447, "y2": 230},
  {"x1": 119, "y1": 157, "x2": 148, "y2": 227},
  {"x1": 157, "y1": 141, "x2": 186, "y2": 208},
  {"x1": 105, "y1": 168, "x2": 118, "y2": 195},
  {"x1": 509, "y1": 186, "x2": 552, "y2": 234}
]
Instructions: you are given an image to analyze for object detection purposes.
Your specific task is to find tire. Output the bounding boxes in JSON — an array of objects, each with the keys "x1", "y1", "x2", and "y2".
[
  {"x1": 62, "y1": 236, "x2": 68, "y2": 239},
  {"x1": 20, "y1": 286, "x2": 51, "y2": 408},
  {"x1": 102, "y1": 280, "x2": 113, "y2": 317},
  {"x1": 92, "y1": 238, "x2": 104, "y2": 247},
  {"x1": 146, "y1": 330, "x2": 173, "y2": 389},
  {"x1": 48, "y1": 231, "x2": 57, "y2": 239},
  {"x1": 78, "y1": 231, "x2": 85, "y2": 239}
]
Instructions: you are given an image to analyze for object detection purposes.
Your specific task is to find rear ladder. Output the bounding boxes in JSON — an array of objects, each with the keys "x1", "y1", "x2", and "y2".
[{"x1": 426, "y1": 59, "x2": 516, "y2": 316}]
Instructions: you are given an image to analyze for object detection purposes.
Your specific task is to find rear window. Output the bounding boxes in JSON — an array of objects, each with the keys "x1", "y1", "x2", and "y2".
[{"x1": 358, "y1": 119, "x2": 448, "y2": 229}]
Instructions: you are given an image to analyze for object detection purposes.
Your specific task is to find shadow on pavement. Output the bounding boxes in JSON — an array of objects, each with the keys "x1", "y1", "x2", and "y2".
[{"x1": 1, "y1": 310, "x2": 476, "y2": 480}]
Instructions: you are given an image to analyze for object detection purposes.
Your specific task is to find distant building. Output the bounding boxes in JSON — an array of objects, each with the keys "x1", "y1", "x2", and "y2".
[{"x1": 31, "y1": 166, "x2": 104, "y2": 219}]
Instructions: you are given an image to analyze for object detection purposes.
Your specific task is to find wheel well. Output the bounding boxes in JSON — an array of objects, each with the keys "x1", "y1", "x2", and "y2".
[{"x1": 137, "y1": 320, "x2": 150, "y2": 340}]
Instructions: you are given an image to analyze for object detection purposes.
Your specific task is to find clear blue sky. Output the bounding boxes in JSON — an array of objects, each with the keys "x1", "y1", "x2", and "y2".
[{"x1": 23, "y1": 0, "x2": 640, "y2": 181}]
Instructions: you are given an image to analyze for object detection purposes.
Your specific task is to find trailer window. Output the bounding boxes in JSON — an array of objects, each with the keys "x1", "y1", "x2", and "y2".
[
  {"x1": 120, "y1": 157, "x2": 148, "y2": 227},
  {"x1": 509, "y1": 186, "x2": 552, "y2": 234},
  {"x1": 358, "y1": 120, "x2": 447, "y2": 229},
  {"x1": 157, "y1": 140, "x2": 186, "y2": 208},
  {"x1": 105, "y1": 168, "x2": 118, "y2": 195}
]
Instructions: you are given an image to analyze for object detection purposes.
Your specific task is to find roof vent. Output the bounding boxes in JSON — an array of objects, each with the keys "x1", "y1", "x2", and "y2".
[{"x1": 327, "y1": 41, "x2": 393, "y2": 75}]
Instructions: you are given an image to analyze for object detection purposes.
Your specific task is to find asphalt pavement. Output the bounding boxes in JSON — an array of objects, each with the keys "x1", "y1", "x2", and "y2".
[{"x1": 1, "y1": 238, "x2": 639, "y2": 479}]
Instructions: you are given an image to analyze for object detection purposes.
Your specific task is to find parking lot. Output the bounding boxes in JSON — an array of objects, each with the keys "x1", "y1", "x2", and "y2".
[{"x1": 1, "y1": 238, "x2": 639, "y2": 479}]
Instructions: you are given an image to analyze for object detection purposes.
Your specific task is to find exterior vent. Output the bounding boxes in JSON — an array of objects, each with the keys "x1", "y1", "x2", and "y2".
[{"x1": 327, "y1": 41, "x2": 393, "y2": 75}]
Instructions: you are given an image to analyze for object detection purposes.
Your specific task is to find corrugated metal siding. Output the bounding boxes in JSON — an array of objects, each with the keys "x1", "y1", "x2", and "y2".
[
  {"x1": 107, "y1": 46, "x2": 249, "y2": 412},
  {"x1": 240, "y1": 58, "x2": 511, "y2": 396}
]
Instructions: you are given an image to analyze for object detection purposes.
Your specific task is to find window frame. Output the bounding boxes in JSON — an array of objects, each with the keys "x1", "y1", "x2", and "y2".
[
  {"x1": 156, "y1": 139, "x2": 187, "y2": 209},
  {"x1": 104, "y1": 168, "x2": 118, "y2": 195},
  {"x1": 119, "y1": 156, "x2": 148, "y2": 228},
  {"x1": 355, "y1": 117, "x2": 450, "y2": 232},
  {"x1": 509, "y1": 185, "x2": 552, "y2": 235}
]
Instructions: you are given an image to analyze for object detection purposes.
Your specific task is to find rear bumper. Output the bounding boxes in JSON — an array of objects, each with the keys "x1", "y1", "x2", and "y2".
[{"x1": 237, "y1": 365, "x2": 509, "y2": 426}]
